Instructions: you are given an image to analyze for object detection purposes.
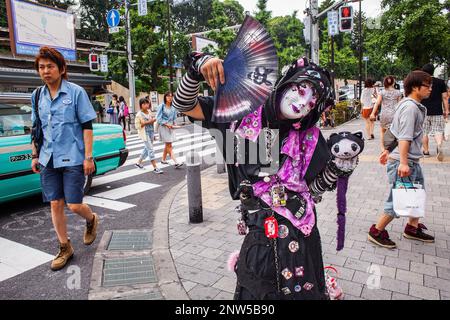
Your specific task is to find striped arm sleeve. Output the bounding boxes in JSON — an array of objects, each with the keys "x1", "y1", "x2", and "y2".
[
  {"x1": 172, "y1": 73, "x2": 201, "y2": 113},
  {"x1": 309, "y1": 165, "x2": 339, "y2": 200}
]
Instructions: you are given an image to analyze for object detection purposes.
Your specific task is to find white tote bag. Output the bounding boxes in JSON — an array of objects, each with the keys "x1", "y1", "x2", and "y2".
[
  {"x1": 444, "y1": 120, "x2": 450, "y2": 141},
  {"x1": 393, "y1": 187, "x2": 426, "y2": 218}
]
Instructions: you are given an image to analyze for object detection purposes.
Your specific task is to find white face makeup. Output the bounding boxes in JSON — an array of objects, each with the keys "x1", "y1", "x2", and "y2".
[{"x1": 279, "y1": 81, "x2": 317, "y2": 120}]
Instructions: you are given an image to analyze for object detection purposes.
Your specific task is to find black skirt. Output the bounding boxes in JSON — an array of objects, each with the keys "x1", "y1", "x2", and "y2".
[{"x1": 233, "y1": 208, "x2": 328, "y2": 300}]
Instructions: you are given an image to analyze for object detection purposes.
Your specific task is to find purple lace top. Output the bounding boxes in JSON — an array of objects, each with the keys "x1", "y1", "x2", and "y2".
[{"x1": 253, "y1": 127, "x2": 320, "y2": 236}]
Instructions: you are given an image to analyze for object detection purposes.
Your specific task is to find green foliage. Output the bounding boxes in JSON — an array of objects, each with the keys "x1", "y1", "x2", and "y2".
[
  {"x1": 254, "y1": 0, "x2": 272, "y2": 27},
  {"x1": 268, "y1": 13, "x2": 306, "y2": 69},
  {"x1": 379, "y1": 0, "x2": 449, "y2": 66}
]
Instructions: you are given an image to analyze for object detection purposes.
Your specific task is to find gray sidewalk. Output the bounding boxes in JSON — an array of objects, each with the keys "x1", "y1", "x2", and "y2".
[{"x1": 163, "y1": 118, "x2": 450, "y2": 300}]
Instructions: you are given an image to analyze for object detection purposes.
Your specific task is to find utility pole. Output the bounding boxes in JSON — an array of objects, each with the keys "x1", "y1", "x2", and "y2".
[
  {"x1": 310, "y1": 0, "x2": 320, "y2": 64},
  {"x1": 166, "y1": 0, "x2": 174, "y2": 93},
  {"x1": 125, "y1": 0, "x2": 136, "y2": 114},
  {"x1": 358, "y1": 0, "x2": 363, "y2": 100}
]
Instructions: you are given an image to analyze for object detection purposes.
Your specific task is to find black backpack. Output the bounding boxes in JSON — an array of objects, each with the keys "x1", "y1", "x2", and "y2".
[{"x1": 31, "y1": 87, "x2": 43, "y2": 155}]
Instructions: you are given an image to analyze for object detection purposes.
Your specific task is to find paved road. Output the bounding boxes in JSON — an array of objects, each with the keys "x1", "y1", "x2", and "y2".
[{"x1": 0, "y1": 123, "x2": 215, "y2": 300}]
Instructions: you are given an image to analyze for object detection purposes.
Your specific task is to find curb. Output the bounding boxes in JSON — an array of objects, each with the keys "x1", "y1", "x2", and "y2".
[{"x1": 152, "y1": 179, "x2": 190, "y2": 300}]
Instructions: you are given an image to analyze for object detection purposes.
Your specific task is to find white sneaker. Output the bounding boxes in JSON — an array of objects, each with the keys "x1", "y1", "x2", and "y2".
[
  {"x1": 135, "y1": 163, "x2": 145, "y2": 169},
  {"x1": 153, "y1": 168, "x2": 164, "y2": 174},
  {"x1": 175, "y1": 162, "x2": 184, "y2": 169}
]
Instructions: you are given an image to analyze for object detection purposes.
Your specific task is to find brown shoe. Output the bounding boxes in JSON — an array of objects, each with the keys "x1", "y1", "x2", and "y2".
[
  {"x1": 403, "y1": 223, "x2": 435, "y2": 243},
  {"x1": 84, "y1": 213, "x2": 99, "y2": 245},
  {"x1": 51, "y1": 240, "x2": 74, "y2": 271}
]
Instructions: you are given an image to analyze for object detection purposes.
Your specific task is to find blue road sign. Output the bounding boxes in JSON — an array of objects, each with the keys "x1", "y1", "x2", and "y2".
[{"x1": 107, "y1": 9, "x2": 121, "y2": 28}]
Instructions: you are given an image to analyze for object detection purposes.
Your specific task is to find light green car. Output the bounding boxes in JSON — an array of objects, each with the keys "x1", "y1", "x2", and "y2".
[{"x1": 0, "y1": 92, "x2": 128, "y2": 203}]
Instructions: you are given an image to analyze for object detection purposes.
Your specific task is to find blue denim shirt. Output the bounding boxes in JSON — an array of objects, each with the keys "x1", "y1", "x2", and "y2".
[
  {"x1": 156, "y1": 103, "x2": 177, "y2": 125},
  {"x1": 31, "y1": 80, "x2": 97, "y2": 168}
]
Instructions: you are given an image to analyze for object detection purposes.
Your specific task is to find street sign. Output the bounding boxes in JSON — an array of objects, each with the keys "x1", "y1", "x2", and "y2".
[
  {"x1": 138, "y1": 0, "x2": 147, "y2": 16},
  {"x1": 100, "y1": 55, "x2": 108, "y2": 72},
  {"x1": 363, "y1": 56, "x2": 369, "y2": 61},
  {"x1": 108, "y1": 27, "x2": 120, "y2": 34},
  {"x1": 106, "y1": 9, "x2": 120, "y2": 28},
  {"x1": 327, "y1": 10, "x2": 339, "y2": 37}
]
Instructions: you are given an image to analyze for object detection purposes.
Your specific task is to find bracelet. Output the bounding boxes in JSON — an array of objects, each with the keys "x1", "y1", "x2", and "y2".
[{"x1": 32, "y1": 154, "x2": 39, "y2": 159}]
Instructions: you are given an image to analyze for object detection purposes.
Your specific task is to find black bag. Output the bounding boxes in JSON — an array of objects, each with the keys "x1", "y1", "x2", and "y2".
[
  {"x1": 31, "y1": 87, "x2": 43, "y2": 155},
  {"x1": 383, "y1": 128, "x2": 398, "y2": 153}
]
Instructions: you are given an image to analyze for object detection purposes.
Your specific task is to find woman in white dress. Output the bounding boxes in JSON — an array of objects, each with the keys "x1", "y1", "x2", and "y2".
[
  {"x1": 360, "y1": 79, "x2": 378, "y2": 140},
  {"x1": 156, "y1": 92, "x2": 184, "y2": 168}
]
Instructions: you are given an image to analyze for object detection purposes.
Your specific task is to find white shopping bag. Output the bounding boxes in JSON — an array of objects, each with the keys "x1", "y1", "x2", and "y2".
[
  {"x1": 444, "y1": 121, "x2": 450, "y2": 141},
  {"x1": 393, "y1": 188, "x2": 426, "y2": 218}
]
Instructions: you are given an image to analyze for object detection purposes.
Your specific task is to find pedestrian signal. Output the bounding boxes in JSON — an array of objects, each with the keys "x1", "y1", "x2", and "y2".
[
  {"x1": 339, "y1": 6, "x2": 353, "y2": 32},
  {"x1": 89, "y1": 53, "x2": 99, "y2": 72}
]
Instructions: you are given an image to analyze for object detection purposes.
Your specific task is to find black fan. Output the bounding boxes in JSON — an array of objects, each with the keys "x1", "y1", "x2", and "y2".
[{"x1": 212, "y1": 15, "x2": 278, "y2": 123}]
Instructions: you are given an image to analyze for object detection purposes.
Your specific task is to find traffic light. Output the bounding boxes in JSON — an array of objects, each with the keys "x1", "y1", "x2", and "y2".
[
  {"x1": 339, "y1": 6, "x2": 353, "y2": 32},
  {"x1": 89, "y1": 53, "x2": 99, "y2": 71}
]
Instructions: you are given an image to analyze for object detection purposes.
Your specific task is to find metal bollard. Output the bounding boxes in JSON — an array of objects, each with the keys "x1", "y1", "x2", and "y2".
[
  {"x1": 216, "y1": 145, "x2": 226, "y2": 174},
  {"x1": 186, "y1": 151, "x2": 203, "y2": 224}
]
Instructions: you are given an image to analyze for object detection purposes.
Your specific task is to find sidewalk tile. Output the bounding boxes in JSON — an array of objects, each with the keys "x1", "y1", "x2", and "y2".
[
  {"x1": 423, "y1": 254, "x2": 450, "y2": 268},
  {"x1": 361, "y1": 287, "x2": 392, "y2": 300},
  {"x1": 440, "y1": 291, "x2": 450, "y2": 300},
  {"x1": 411, "y1": 243, "x2": 437, "y2": 256},
  {"x1": 179, "y1": 243, "x2": 207, "y2": 255},
  {"x1": 214, "y1": 291, "x2": 234, "y2": 300},
  {"x1": 437, "y1": 267, "x2": 450, "y2": 280},
  {"x1": 198, "y1": 248, "x2": 224, "y2": 260},
  {"x1": 424, "y1": 275, "x2": 450, "y2": 292},
  {"x1": 323, "y1": 253, "x2": 347, "y2": 266},
  {"x1": 436, "y1": 248, "x2": 450, "y2": 260},
  {"x1": 410, "y1": 262, "x2": 437, "y2": 277},
  {"x1": 338, "y1": 279, "x2": 363, "y2": 297},
  {"x1": 177, "y1": 265, "x2": 222, "y2": 287},
  {"x1": 380, "y1": 277, "x2": 409, "y2": 295},
  {"x1": 398, "y1": 250, "x2": 423, "y2": 263},
  {"x1": 396, "y1": 269, "x2": 423, "y2": 285},
  {"x1": 360, "y1": 251, "x2": 386, "y2": 265},
  {"x1": 188, "y1": 284, "x2": 221, "y2": 300},
  {"x1": 344, "y1": 258, "x2": 371, "y2": 272},
  {"x1": 203, "y1": 238, "x2": 227, "y2": 249},
  {"x1": 212, "y1": 276, "x2": 236, "y2": 294},
  {"x1": 409, "y1": 284, "x2": 440, "y2": 300},
  {"x1": 392, "y1": 292, "x2": 421, "y2": 300},
  {"x1": 352, "y1": 241, "x2": 376, "y2": 253}
]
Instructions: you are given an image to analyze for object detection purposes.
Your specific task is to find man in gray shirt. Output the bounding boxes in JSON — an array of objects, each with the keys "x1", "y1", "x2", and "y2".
[{"x1": 368, "y1": 70, "x2": 435, "y2": 249}]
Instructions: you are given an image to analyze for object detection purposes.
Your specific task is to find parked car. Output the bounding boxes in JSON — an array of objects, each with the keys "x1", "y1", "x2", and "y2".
[{"x1": 0, "y1": 92, "x2": 128, "y2": 204}]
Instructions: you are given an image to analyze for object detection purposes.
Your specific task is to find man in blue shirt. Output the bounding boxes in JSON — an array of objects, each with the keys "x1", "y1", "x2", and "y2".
[{"x1": 31, "y1": 47, "x2": 99, "y2": 271}]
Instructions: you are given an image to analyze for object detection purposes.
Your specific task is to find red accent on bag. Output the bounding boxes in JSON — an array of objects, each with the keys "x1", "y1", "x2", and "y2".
[{"x1": 264, "y1": 217, "x2": 279, "y2": 239}]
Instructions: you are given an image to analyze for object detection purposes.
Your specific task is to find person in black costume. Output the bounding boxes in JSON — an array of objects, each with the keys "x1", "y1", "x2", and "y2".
[{"x1": 172, "y1": 53, "x2": 358, "y2": 300}]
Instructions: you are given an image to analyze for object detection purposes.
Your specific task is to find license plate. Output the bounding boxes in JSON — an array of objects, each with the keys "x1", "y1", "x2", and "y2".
[{"x1": 9, "y1": 154, "x2": 32, "y2": 162}]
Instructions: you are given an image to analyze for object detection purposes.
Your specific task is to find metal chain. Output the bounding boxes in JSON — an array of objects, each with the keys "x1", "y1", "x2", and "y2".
[{"x1": 270, "y1": 212, "x2": 281, "y2": 294}]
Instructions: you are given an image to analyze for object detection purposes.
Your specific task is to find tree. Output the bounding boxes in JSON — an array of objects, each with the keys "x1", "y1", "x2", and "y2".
[
  {"x1": 268, "y1": 13, "x2": 306, "y2": 68},
  {"x1": 205, "y1": 0, "x2": 245, "y2": 58},
  {"x1": 76, "y1": 0, "x2": 111, "y2": 42},
  {"x1": 108, "y1": 2, "x2": 190, "y2": 93},
  {"x1": 254, "y1": 0, "x2": 272, "y2": 27},
  {"x1": 379, "y1": 0, "x2": 450, "y2": 66}
]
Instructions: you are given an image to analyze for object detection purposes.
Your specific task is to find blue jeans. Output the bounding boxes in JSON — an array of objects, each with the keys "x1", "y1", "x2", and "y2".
[
  {"x1": 139, "y1": 136, "x2": 156, "y2": 162},
  {"x1": 384, "y1": 160, "x2": 425, "y2": 218}
]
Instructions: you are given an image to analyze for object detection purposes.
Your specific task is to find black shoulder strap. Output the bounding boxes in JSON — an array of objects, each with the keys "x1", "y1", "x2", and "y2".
[{"x1": 34, "y1": 86, "x2": 42, "y2": 122}]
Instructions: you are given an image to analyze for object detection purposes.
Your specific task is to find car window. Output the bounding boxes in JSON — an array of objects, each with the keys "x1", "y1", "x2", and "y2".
[{"x1": 0, "y1": 100, "x2": 32, "y2": 137}]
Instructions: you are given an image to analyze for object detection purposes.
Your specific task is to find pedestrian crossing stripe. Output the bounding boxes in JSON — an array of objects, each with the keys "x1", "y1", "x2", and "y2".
[
  {"x1": 126, "y1": 132, "x2": 206, "y2": 147},
  {"x1": 92, "y1": 147, "x2": 216, "y2": 187},
  {"x1": 126, "y1": 139, "x2": 216, "y2": 161},
  {"x1": 92, "y1": 182, "x2": 161, "y2": 200},
  {"x1": 83, "y1": 196, "x2": 136, "y2": 212},
  {"x1": 0, "y1": 237, "x2": 53, "y2": 282},
  {"x1": 126, "y1": 134, "x2": 213, "y2": 153}
]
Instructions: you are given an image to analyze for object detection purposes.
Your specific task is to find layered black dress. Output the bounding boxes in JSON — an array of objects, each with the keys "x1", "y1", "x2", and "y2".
[{"x1": 190, "y1": 96, "x2": 331, "y2": 300}]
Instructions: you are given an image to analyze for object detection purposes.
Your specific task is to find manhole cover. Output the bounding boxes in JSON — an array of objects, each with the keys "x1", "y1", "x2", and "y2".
[
  {"x1": 107, "y1": 231, "x2": 152, "y2": 251},
  {"x1": 102, "y1": 256, "x2": 157, "y2": 287}
]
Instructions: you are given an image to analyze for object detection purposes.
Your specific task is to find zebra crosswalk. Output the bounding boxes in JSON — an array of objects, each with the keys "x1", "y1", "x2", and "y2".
[{"x1": 87, "y1": 130, "x2": 217, "y2": 211}]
